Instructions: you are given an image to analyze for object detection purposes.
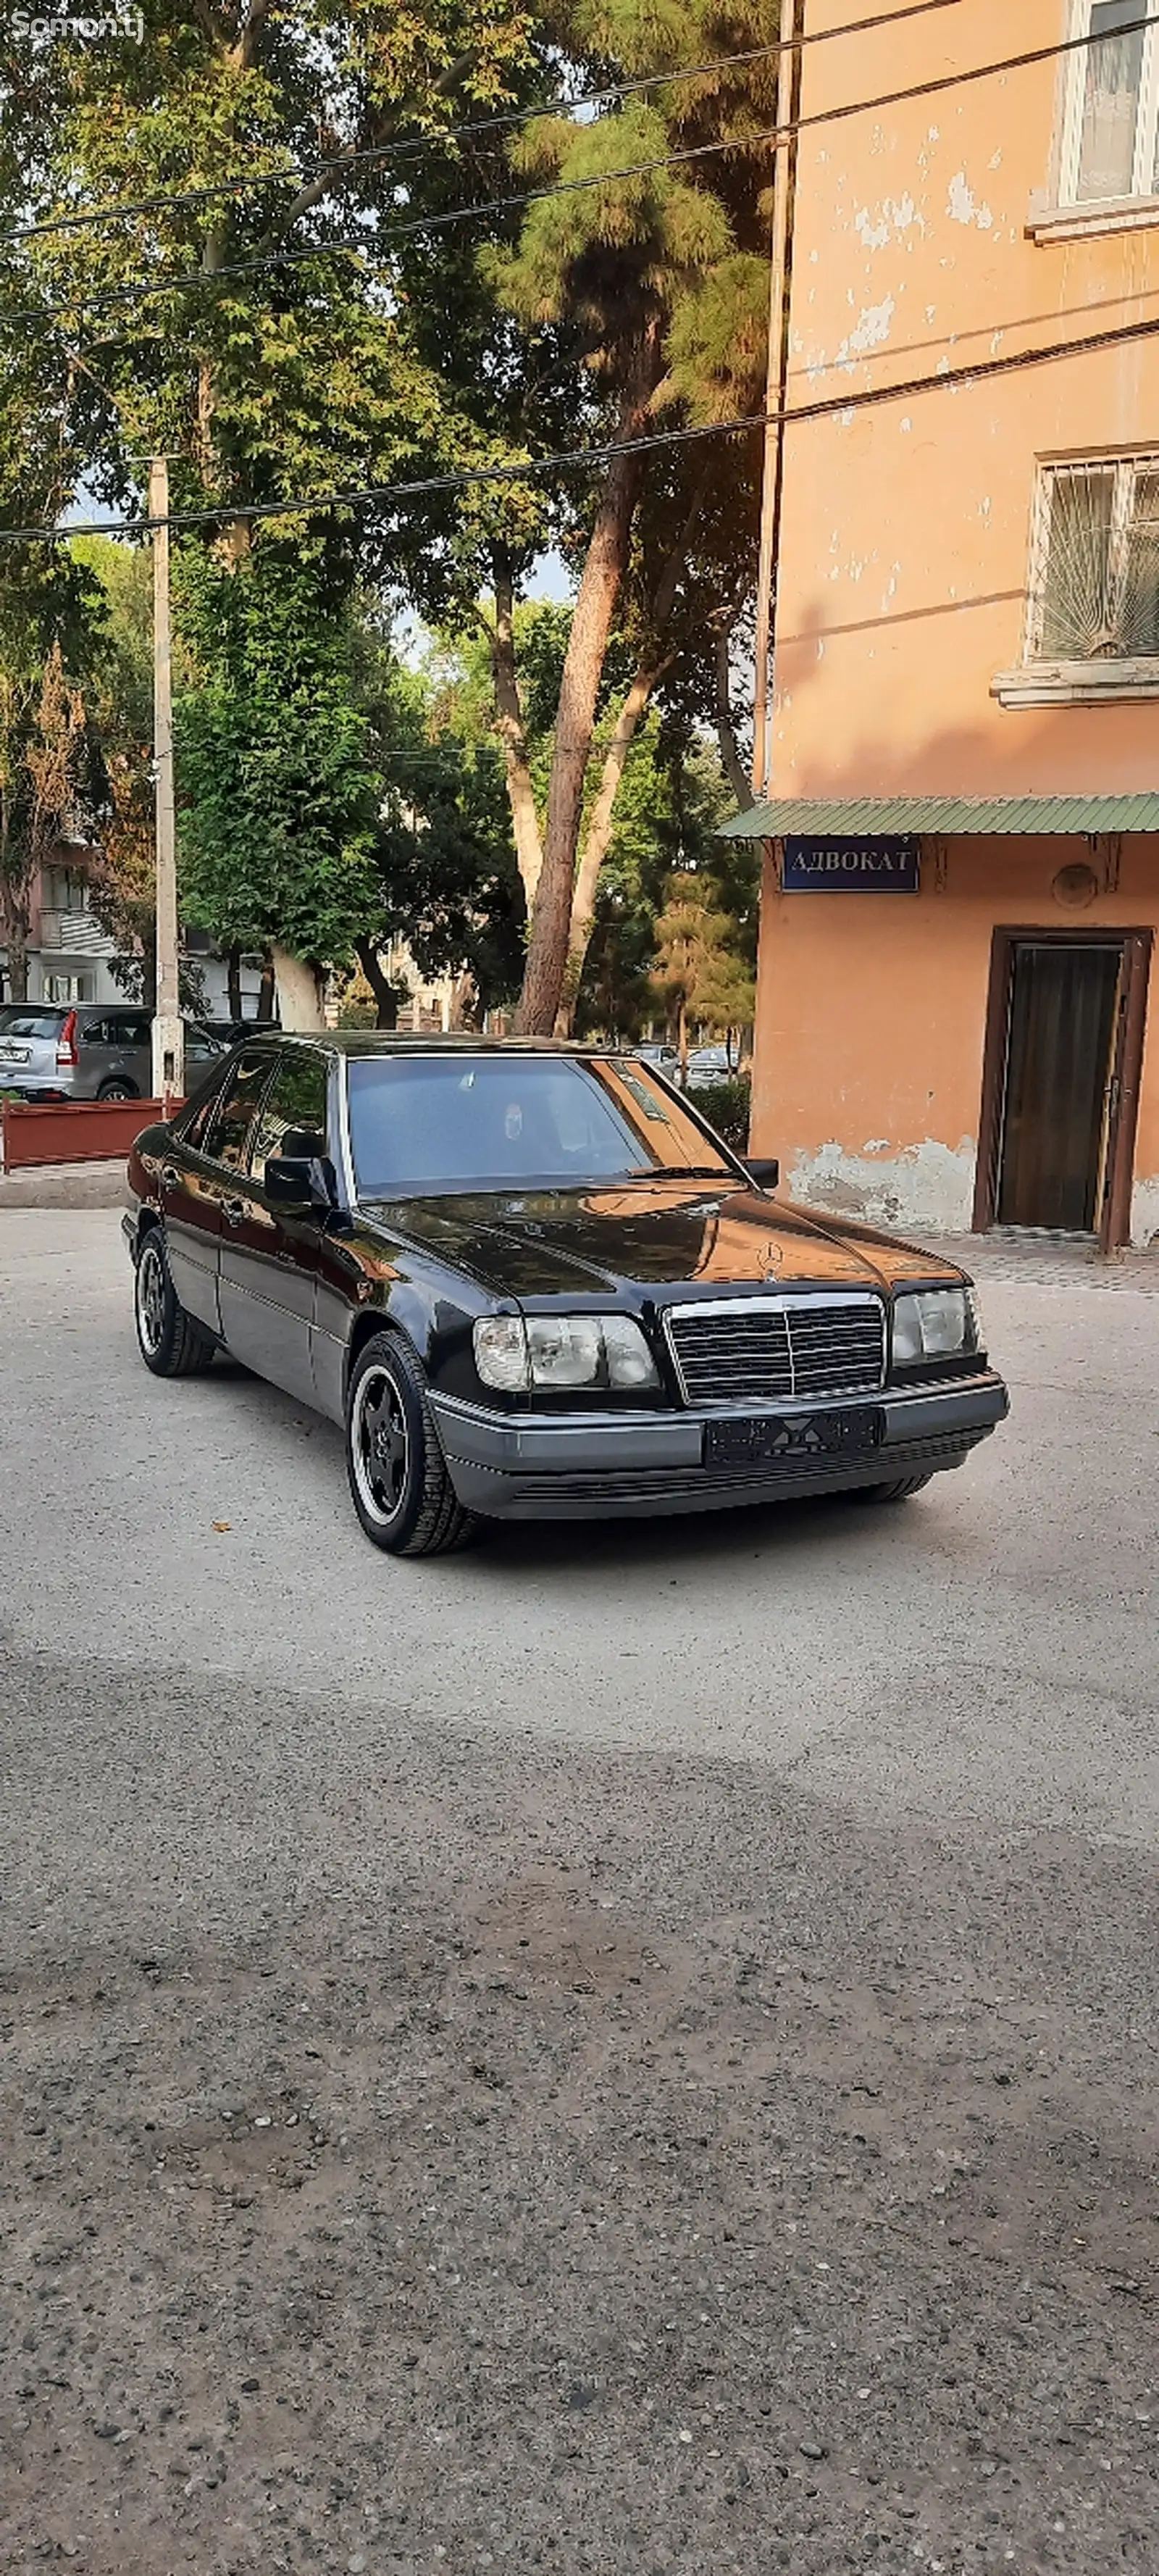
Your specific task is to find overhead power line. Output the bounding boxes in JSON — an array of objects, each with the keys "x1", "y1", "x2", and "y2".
[
  {"x1": 1, "y1": 0, "x2": 968, "y2": 249},
  {"x1": 12, "y1": 11, "x2": 1158, "y2": 337},
  {"x1": 7, "y1": 306, "x2": 1159, "y2": 548}
]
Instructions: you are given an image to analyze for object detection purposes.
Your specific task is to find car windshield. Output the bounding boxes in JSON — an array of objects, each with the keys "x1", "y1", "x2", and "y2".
[
  {"x1": 346, "y1": 1054, "x2": 733, "y2": 1195},
  {"x1": 0, "y1": 1006, "x2": 64, "y2": 1038}
]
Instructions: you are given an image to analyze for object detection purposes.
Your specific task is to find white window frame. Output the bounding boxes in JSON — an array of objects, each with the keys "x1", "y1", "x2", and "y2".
[
  {"x1": 1059, "y1": 0, "x2": 1159, "y2": 207},
  {"x1": 993, "y1": 449, "x2": 1159, "y2": 706}
]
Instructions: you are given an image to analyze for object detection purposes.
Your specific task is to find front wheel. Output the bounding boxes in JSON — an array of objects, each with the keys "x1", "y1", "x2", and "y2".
[
  {"x1": 97, "y1": 1078, "x2": 138, "y2": 1101},
  {"x1": 858, "y1": 1472, "x2": 933, "y2": 1503},
  {"x1": 134, "y1": 1230, "x2": 216, "y2": 1377},
  {"x1": 346, "y1": 1331, "x2": 477, "y2": 1557}
]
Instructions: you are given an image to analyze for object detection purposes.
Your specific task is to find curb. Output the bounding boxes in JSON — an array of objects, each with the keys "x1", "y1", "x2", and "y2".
[{"x1": 0, "y1": 1159, "x2": 127, "y2": 1210}]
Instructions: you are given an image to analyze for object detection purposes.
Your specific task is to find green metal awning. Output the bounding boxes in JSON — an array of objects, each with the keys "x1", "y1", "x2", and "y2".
[{"x1": 720, "y1": 793, "x2": 1159, "y2": 839}]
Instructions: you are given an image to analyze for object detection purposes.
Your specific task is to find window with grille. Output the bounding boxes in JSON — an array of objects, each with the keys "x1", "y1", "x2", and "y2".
[
  {"x1": 1029, "y1": 456, "x2": 1159, "y2": 662},
  {"x1": 1062, "y1": 0, "x2": 1159, "y2": 203}
]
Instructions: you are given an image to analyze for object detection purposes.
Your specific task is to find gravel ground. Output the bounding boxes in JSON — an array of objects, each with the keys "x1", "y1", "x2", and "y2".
[{"x1": 2, "y1": 1212, "x2": 1158, "y2": 2575}]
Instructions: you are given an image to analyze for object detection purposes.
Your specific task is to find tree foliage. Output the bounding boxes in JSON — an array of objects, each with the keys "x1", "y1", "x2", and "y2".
[
  {"x1": 0, "y1": 548, "x2": 102, "y2": 997},
  {"x1": 175, "y1": 537, "x2": 382, "y2": 972}
]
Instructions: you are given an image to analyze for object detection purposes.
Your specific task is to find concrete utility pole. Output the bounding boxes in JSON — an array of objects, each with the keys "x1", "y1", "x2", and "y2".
[
  {"x1": 751, "y1": 0, "x2": 806, "y2": 800},
  {"x1": 149, "y1": 454, "x2": 183, "y2": 1110}
]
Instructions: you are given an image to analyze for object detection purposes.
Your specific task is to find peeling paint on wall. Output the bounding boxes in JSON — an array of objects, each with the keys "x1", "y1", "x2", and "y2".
[
  {"x1": 837, "y1": 296, "x2": 897, "y2": 364},
  {"x1": 947, "y1": 171, "x2": 994, "y2": 229},
  {"x1": 1129, "y1": 1176, "x2": 1159, "y2": 1247},
  {"x1": 788, "y1": 1138, "x2": 976, "y2": 1233},
  {"x1": 854, "y1": 193, "x2": 924, "y2": 249}
]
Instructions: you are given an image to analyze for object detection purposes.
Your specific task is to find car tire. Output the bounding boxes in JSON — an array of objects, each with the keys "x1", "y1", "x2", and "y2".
[
  {"x1": 133, "y1": 1228, "x2": 217, "y2": 1377},
  {"x1": 346, "y1": 1330, "x2": 477, "y2": 1558},
  {"x1": 97, "y1": 1078, "x2": 138, "y2": 1101},
  {"x1": 859, "y1": 1473, "x2": 933, "y2": 1503}
]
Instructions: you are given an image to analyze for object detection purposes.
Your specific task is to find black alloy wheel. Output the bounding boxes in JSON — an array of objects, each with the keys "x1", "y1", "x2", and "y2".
[
  {"x1": 346, "y1": 1330, "x2": 476, "y2": 1558},
  {"x1": 133, "y1": 1229, "x2": 216, "y2": 1377}
]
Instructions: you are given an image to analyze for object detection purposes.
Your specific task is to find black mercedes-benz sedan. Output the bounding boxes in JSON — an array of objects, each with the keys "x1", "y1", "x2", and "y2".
[{"x1": 123, "y1": 1033, "x2": 1008, "y2": 1557}]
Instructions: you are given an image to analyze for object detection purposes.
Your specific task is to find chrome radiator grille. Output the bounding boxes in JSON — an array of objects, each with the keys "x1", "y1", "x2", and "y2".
[{"x1": 665, "y1": 1296, "x2": 885, "y2": 1406}]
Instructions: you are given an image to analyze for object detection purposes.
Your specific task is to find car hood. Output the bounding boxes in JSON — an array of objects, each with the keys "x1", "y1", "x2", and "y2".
[{"x1": 356, "y1": 1179, "x2": 967, "y2": 1301}]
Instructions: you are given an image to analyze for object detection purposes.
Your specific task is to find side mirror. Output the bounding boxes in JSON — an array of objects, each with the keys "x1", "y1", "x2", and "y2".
[
  {"x1": 265, "y1": 1153, "x2": 335, "y2": 1212},
  {"x1": 742, "y1": 1156, "x2": 779, "y2": 1191}
]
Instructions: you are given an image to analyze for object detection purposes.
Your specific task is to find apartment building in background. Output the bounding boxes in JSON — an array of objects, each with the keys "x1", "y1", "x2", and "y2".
[
  {"x1": 733, "y1": 0, "x2": 1159, "y2": 1246},
  {"x1": 0, "y1": 846, "x2": 261, "y2": 1017}
]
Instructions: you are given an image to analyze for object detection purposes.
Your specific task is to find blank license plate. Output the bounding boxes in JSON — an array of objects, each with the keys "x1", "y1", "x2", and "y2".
[{"x1": 704, "y1": 1406, "x2": 885, "y2": 1467}]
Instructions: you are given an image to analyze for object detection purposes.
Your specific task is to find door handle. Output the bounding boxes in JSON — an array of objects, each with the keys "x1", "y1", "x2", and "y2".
[
  {"x1": 222, "y1": 1198, "x2": 246, "y2": 1226},
  {"x1": 161, "y1": 1163, "x2": 180, "y2": 1188}
]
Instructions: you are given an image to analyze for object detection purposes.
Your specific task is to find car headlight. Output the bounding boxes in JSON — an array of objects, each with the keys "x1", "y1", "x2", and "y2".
[
  {"x1": 473, "y1": 1313, "x2": 660, "y2": 1392},
  {"x1": 892, "y1": 1285, "x2": 982, "y2": 1367},
  {"x1": 472, "y1": 1315, "x2": 529, "y2": 1391}
]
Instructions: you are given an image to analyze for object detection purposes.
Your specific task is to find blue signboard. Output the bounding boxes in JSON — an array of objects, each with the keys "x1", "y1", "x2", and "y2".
[{"x1": 782, "y1": 835, "x2": 921, "y2": 893}]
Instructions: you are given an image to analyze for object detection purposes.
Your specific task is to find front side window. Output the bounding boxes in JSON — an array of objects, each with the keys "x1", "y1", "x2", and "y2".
[
  {"x1": 248, "y1": 1049, "x2": 331, "y2": 1182},
  {"x1": 346, "y1": 1054, "x2": 733, "y2": 1197},
  {"x1": 202, "y1": 1049, "x2": 277, "y2": 1169},
  {"x1": 1066, "y1": 0, "x2": 1159, "y2": 202},
  {"x1": 1030, "y1": 454, "x2": 1159, "y2": 660}
]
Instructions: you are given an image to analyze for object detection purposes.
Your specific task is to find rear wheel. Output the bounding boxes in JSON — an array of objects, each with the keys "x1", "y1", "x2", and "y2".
[
  {"x1": 346, "y1": 1331, "x2": 477, "y2": 1557},
  {"x1": 134, "y1": 1230, "x2": 216, "y2": 1377},
  {"x1": 859, "y1": 1473, "x2": 933, "y2": 1503},
  {"x1": 97, "y1": 1078, "x2": 138, "y2": 1101}
]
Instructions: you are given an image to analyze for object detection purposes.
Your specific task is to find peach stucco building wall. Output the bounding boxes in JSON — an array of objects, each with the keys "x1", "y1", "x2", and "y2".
[
  {"x1": 751, "y1": 0, "x2": 1159, "y2": 1240},
  {"x1": 752, "y1": 838, "x2": 1159, "y2": 1243}
]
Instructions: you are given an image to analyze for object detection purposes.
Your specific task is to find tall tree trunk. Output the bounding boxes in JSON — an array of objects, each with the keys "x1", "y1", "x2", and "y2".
[
  {"x1": 514, "y1": 347, "x2": 659, "y2": 1036},
  {"x1": 272, "y1": 944, "x2": 325, "y2": 1031},
  {"x1": 487, "y1": 567, "x2": 543, "y2": 914},
  {"x1": 554, "y1": 659, "x2": 664, "y2": 1037},
  {"x1": 715, "y1": 626, "x2": 756, "y2": 812},
  {"x1": 4, "y1": 902, "x2": 29, "y2": 1001},
  {"x1": 356, "y1": 935, "x2": 399, "y2": 1029},
  {"x1": 551, "y1": 467, "x2": 712, "y2": 1035},
  {"x1": 226, "y1": 942, "x2": 243, "y2": 1020},
  {"x1": 256, "y1": 948, "x2": 276, "y2": 1021}
]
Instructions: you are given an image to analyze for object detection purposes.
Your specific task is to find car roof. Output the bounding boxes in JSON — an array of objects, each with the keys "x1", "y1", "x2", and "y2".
[{"x1": 238, "y1": 1031, "x2": 624, "y2": 1059}]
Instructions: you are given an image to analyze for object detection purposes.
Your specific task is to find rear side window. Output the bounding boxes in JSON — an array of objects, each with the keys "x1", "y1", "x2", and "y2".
[
  {"x1": 202, "y1": 1049, "x2": 277, "y2": 1169},
  {"x1": 180, "y1": 1062, "x2": 231, "y2": 1151},
  {"x1": 0, "y1": 1007, "x2": 64, "y2": 1039},
  {"x1": 248, "y1": 1049, "x2": 330, "y2": 1182}
]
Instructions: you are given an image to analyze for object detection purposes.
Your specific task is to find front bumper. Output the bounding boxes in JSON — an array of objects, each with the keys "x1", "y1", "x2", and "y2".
[{"x1": 430, "y1": 1370, "x2": 1010, "y2": 1522}]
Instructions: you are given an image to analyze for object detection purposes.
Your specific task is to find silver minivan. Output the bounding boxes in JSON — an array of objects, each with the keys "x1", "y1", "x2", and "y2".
[{"x1": 0, "y1": 1003, "x2": 227, "y2": 1101}]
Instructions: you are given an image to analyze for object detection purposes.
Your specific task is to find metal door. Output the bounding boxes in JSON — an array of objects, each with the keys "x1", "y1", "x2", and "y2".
[{"x1": 995, "y1": 941, "x2": 1121, "y2": 1233}]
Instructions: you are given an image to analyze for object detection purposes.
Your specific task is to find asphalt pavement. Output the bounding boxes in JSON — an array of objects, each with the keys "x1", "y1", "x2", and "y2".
[{"x1": 2, "y1": 1208, "x2": 1158, "y2": 2575}]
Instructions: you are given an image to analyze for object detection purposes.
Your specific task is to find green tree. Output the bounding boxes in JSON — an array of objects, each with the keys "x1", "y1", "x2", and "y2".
[
  {"x1": 175, "y1": 538, "x2": 382, "y2": 1020},
  {"x1": 0, "y1": 553, "x2": 101, "y2": 999},
  {"x1": 67, "y1": 537, "x2": 160, "y2": 1005},
  {"x1": 651, "y1": 863, "x2": 757, "y2": 1079},
  {"x1": 2, "y1": 0, "x2": 542, "y2": 1004},
  {"x1": 476, "y1": 0, "x2": 774, "y2": 1030},
  {"x1": 353, "y1": 631, "x2": 526, "y2": 1021}
]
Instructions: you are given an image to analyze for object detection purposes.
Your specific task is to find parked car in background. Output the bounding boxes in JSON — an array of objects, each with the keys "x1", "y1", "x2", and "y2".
[
  {"x1": 123, "y1": 1033, "x2": 1008, "y2": 1559},
  {"x1": 635, "y1": 1042, "x2": 680, "y2": 1072},
  {"x1": 0, "y1": 1003, "x2": 227, "y2": 1101},
  {"x1": 685, "y1": 1043, "x2": 738, "y2": 1089}
]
